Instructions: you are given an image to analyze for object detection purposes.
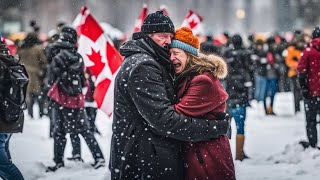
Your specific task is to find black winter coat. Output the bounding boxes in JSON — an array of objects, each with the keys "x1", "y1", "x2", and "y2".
[
  {"x1": 109, "y1": 32, "x2": 230, "y2": 180},
  {"x1": 224, "y1": 47, "x2": 252, "y2": 108},
  {"x1": 45, "y1": 41, "x2": 81, "y2": 86},
  {"x1": 0, "y1": 49, "x2": 24, "y2": 133},
  {"x1": 252, "y1": 48, "x2": 269, "y2": 77}
]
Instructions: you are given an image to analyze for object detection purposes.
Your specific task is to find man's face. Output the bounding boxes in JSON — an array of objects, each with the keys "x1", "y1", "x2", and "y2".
[{"x1": 149, "y1": 32, "x2": 174, "y2": 48}]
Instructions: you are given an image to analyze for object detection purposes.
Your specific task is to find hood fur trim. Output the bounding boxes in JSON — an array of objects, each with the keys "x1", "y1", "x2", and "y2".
[{"x1": 199, "y1": 54, "x2": 228, "y2": 79}]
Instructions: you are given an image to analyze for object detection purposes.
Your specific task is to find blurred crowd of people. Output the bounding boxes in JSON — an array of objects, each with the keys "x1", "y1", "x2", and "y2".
[
  {"x1": 199, "y1": 29, "x2": 312, "y2": 115},
  {"x1": 9, "y1": 21, "x2": 314, "y2": 121},
  {"x1": 198, "y1": 28, "x2": 320, "y2": 158}
]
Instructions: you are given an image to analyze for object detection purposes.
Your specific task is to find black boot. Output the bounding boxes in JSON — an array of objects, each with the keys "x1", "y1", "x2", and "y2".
[
  {"x1": 91, "y1": 158, "x2": 105, "y2": 169},
  {"x1": 46, "y1": 162, "x2": 64, "y2": 172},
  {"x1": 299, "y1": 141, "x2": 310, "y2": 149},
  {"x1": 67, "y1": 154, "x2": 84, "y2": 162}
]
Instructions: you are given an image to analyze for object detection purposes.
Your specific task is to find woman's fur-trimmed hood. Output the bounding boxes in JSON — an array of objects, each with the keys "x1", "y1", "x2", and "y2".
[
  {"x1": 176, "y1": 53, "x2": 228, "y2": 85},
  {"x1": 198, "y1": 53, "x2": 228, "y2": 79}
]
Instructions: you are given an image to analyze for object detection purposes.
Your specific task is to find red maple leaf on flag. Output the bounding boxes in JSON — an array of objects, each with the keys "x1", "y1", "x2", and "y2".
[
  {"x1": 87, "y1": 48, "x2": 104, "y2": 77},
  {"x1": 189, "y1": 19, "x2": 198, "y2": 29},
  {"x1": 181, "y1": 10, "x2": 204, "y2": 35}
]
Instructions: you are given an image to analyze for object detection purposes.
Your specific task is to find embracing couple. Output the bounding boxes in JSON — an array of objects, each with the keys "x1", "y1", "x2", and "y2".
[{"x1": 110, "y1": 11, "x2": 236, "y2": 180}]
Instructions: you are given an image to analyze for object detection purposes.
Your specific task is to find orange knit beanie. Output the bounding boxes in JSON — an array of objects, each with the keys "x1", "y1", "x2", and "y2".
[{"x1": 170, "y1": 27, "x2": 199, "y2": 56}]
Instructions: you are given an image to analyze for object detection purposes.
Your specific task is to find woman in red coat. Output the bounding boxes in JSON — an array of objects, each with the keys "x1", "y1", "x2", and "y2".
[{"x1": 170, "y1": 27, "x2": 236, "y2": 180}]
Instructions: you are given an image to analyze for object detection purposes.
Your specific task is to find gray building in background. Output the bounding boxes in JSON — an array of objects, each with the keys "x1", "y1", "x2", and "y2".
[{"x1": 0, "y1": 0, "x2": 319, "y2": 37}]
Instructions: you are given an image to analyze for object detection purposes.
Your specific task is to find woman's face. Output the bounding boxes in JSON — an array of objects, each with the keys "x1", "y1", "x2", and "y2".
[{"x1": 169, "y1": 48, "x2": 189, "y2": 74}]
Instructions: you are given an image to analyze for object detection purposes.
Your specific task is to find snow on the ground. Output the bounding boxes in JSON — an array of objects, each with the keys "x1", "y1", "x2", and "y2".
[{"x1": 9, "y1": 92, "x2": 320, "y2": 180}]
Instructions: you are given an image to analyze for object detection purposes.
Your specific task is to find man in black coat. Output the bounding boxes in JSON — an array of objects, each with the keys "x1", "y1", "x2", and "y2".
[
  {"x1": 0, "y1": 40, "x2": 25, "y2": 180},
  {"x1": 110, "y1": 11, "x2": 231, "y2": 180}
]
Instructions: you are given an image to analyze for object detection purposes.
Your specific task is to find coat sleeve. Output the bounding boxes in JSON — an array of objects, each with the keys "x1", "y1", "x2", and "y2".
[
  {"x1": 174, "y1": 75, "x2": 220, "y2": 117},
  {"x1": 297, "y1": 48, "x2": 309, "y2": 93},
  {"x1": 297, "y1": 48, "x2": 309, "y2": 74},
  {"x1": 127, "y1": 60, "x2": 229, "y2": 142}
]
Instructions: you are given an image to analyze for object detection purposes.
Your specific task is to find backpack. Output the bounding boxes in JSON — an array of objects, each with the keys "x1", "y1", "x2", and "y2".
[
  {"x1": 0, "y1": 56, "x2": 29, "y2": 123},
  {"x1": 53, "y1": 50, "x2": 84, "y2": 96}
]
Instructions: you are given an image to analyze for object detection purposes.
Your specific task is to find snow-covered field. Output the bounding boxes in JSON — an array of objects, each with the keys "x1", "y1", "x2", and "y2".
[{"x1": 10, "y1": 92, "x2": 320, "y2": 180}]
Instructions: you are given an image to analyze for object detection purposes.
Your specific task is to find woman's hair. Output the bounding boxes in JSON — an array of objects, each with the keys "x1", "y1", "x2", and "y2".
[{"x1": 181, "y1": 52, "x2": 228, "y2": 79}]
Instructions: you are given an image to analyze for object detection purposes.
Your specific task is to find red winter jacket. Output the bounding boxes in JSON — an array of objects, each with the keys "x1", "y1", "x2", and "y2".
[
  {"x1": 297, "y1": 38, "x2": 320, "y2": 97},
  {"x1": 174, "y1": 69, "x2": 235, "y2": 179}
]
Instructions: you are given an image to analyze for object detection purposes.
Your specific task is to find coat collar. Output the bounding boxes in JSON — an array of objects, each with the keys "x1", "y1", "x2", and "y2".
[{"x1": 132, "y1": 32, "x2": 175, "y2": 76}]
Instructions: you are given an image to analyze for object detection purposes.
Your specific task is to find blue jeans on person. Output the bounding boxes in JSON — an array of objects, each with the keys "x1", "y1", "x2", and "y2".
[
  {"x1": 0, "y1": 133, "x2": 24, "y2": 180},
  {"x1": 229, "y1": 105, "x2": 247, "y2": 135},
  {"x1": 255, "y1": 75, "x2": 268, "y2": 102},
  {"x1": 263, "y1": 78, "x2": 278, "y2": 110}
]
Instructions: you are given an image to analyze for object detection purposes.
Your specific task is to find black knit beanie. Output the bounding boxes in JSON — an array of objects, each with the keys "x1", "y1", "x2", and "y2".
[
  {"x1": 141, "y1": 11, "x2": 175, "y2": 35},
  {"x1": 312, "y1": 27, "x2": 320, "y2": 39},
  {"x1": 231, "y1": 34, "x2": 243, "y2": 48},
  {"x1": 60, "y1": 25, "x2": 78, "y2": 44}
]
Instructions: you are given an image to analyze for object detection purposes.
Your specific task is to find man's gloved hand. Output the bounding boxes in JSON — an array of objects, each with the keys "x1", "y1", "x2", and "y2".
[
  {"x1": 218, "y1": 112, "x2": 232, "y2": 139},
  {"x1": 216, "y1": 112, "x2": 231, "y2": 121},
  {"x1": 207, "y1": 112, "x2": 231, "y2": 138}
]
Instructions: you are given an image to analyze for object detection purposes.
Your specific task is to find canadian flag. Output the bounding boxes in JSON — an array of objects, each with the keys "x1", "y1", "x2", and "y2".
[
  {"x1": 133, "y1": 3, "x2": 148, "y2": 33},
  {"x1": 181, "y1": 10, "x2": 204, "y2": 35},
  {"x1": 73, "y1": 6, "x2": 123, "y2": 116},
  {"x1": 1, "y1": 37, "x2": 17, "y2": 55},
  {"x1": 213, "y1": 34, "x2": 228, "y2": 46},
  {"x1": 159, "y1": 5, "x2": 169, "y2": 16}
]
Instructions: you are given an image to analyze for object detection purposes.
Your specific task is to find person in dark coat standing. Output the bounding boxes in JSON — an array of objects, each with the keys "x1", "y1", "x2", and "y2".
[
  {"x1": 0, "y1": 40, "x2": 25, "y2": 180},
  {"x1": 252, "y1": 39, "x2": 269, "y2": 103},
  {"x1": 110, "y1": 11, "x2": 231, "y2": 180},
  {"x1": 200, "y1": 35, "x2": 220, "y2": 55},
  {"x1": 224, "y1": 34, "x2": 252, "y2": 161},
  {"x1": 46, "y1": 26, "x2": 105, "y2": 171},
  {"x1": 297, "y1": 27, "x2": 320, "y2": 149},
  {"x1": 17, "y1": 33, "x2": 47, "y2": 119},
  {"x1": 263, "y1": 37, "x2": 281, "y2": 115},
  {"x1": 170, "y1": 27, "x2": 235, "y2": 180}
]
